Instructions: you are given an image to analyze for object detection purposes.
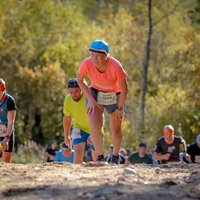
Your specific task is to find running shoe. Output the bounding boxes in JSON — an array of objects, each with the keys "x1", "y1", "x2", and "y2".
[
  {"x1": 112, "y1": 155, "x2": 119, "y2": 164},
  {"x1": 97, "y1": 155, "x2": 105, "y2": 162}
]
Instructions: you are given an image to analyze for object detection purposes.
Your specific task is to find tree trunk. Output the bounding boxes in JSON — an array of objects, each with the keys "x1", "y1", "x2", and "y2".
[{"x1": 141, "y1": 0, "x2": 153, "y2": 132}]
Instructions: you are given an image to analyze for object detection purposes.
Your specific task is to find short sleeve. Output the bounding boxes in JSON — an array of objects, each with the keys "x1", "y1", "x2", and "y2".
[
  {"x1": 115, "y1": 63, "x2": 128, "y2": 82},
  {"x1": 63, "y1": 97, "x2": 71, "y2": 116},
  {"x1": 78, "y1": 59, "x2": 88, "y2": 77},
  {"x1": 178, "y1": 136, "x2": 185, "y2": 144},
  {"x1": 7, "y1": 96, "x2": 17, "y2": 111},
  {"x1": 154, "y1": 141, "x2": 162, "y2": 153}
]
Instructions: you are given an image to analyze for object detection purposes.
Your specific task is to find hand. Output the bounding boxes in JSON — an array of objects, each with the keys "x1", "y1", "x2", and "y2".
[
  {"x1": 114, "y1": 108, "x2": 125, "y2": 121},
  {"x1": 87, "y1": 136, "x2": 93, "y2": 145},
  {"x1": 163, "y1": 153, "x2": 170, "y2": 160},
  {"x1": 86, "y1": 98, "x2": 98, "y2": 116},
  {"x1": 185, "y1": 153, "x2": 191, "y2": 161},
  {"x1": 1, "y1": 137, "x2": 10, "y2": 151},
  {"x1": 62, "y1": 146, "x2": 72, "y2": 157}
]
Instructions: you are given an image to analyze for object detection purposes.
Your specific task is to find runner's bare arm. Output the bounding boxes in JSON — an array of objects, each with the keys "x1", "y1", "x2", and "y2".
[
  {"x1": 77, "y1": 72, "x2": 97, "y2": 115},
  {"x1": 77, "y1": 73, "x2": 95, "y2": 102},
  {"x1": 6, "y1": 110, "x2": 16, "y2": 136},
  {"x1": 117, "y1": 78, "x2": 128, "y2": 110},
  {"x1": 1, "y1": 110, "x2": 16, "y2": 151},
  {"x1": 153, "y1": 151, "x2": 170, "y2": 161},
  {"x1": 181, "y1": 142, "x2": 190, "y2": 161},
  {"x1": 63, "y1": 115, "x2": 72, "y2": 146}
]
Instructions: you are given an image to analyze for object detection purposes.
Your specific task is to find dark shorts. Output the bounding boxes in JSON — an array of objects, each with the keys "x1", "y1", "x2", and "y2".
[
  {"x1": 89, "y1": 87, "x2": 120, "y2": 114},
  {"x1": 0, "y1": 132, "x2": 14, "y2": 152}
]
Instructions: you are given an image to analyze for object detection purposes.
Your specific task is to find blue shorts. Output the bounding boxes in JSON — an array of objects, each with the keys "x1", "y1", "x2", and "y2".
[
  {"x1": 72, "y1": 130, "x2": 95, "y2": 150},
  {"x1": 89, "y1": 87, "x2": 120, "y2": 114}
]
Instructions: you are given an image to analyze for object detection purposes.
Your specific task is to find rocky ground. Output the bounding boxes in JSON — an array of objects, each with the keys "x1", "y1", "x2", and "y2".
[{"x1": 0, "y1": 162, "x2": 199, "y2": 200}]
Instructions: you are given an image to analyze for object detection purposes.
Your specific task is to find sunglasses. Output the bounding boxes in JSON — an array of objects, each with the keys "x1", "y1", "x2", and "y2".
[{"x1": 164, "y1": 129, "x2": 174, "y2": 135}]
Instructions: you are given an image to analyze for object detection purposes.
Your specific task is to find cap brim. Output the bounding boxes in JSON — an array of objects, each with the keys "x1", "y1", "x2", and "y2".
[{"x1": 89, "y1": 48, "x2": 108, "y2": 54}]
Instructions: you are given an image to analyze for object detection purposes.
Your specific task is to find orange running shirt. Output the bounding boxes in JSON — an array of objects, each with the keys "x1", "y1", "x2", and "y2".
[{"x1": 78, "y1": 57, "x2": 127, "y2": 92}]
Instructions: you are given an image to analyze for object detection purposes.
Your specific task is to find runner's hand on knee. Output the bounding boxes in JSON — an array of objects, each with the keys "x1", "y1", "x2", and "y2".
[
  {"x1": 114, "y1": 109, "x2": 124, "y2": 120},
  {"x1": 1, "y1": 137, "x2": 9, "y2": 151},
  {"x1": 87, "y1": 99, "x2": 97, "y2": 115}
]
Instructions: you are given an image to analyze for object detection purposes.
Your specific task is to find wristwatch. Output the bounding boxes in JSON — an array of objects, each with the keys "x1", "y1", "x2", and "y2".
[{"x1": 5, "y1": 135, "x2": 11, "y2": 140}]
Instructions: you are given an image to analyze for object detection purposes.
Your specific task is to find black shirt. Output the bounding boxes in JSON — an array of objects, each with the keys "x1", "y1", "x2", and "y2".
[
  {"x1": 187, "y1": 142, "x2": 200, "y2": 163},
  {"x1": 46, "y1": 147, "x2": 58, "y2": 162},
  {"x1": 154, "y1": 136, "x2": 184, "y2": 163}
]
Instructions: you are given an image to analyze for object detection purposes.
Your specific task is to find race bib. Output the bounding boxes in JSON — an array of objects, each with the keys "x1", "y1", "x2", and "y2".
[
  {"x1": 97, "y1": 91, "x2": 117, "y2": 105},
  {"x1": 72, "y1": 128, "x2": 82, "y2": 140},
  {"x1": 0, "y1": 124, "x2": 7, "y2": 136}
]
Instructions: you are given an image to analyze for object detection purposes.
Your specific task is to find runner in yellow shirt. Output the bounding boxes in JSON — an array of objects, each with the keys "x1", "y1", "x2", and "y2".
[{"x1": 63, "y1": 78, "x2": 97, "y2": 164}]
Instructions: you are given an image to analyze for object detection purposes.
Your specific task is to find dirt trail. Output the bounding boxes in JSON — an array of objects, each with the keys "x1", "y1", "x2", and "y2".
[{"x1": 0, "y1": 162, "x2": 199, "y2": 200}]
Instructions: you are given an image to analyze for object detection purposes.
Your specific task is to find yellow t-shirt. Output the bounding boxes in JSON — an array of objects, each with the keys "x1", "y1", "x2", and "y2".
[{"x1": 63, "y1": 93, "x2": 90, "y2": 133}]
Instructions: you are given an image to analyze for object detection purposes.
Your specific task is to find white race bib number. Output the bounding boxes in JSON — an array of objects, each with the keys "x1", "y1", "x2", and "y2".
[
  {"x1": 0, "y1": 124, "x2": 7, "y2": 136},
  {"x1": 72, "y1": 128, "x2": 81, "y2": 140},
  {"x1": 97, "y1": 91, "x2": 117, "y2": 105}
]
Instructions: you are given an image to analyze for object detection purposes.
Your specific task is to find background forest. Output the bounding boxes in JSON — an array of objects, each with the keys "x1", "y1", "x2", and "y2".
[{"x1": 0, "y1": 0, "x2": 199, "y2": 160}]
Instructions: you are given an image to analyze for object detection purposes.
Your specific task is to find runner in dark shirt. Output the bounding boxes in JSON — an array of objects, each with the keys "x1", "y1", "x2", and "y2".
[
  {"x1": 186, "y1": 134, "x2": 200, "y2": 163},
  {"x1": 0, "y1": 78, "x2": 17, "y2": 162},
  {"x1": 153, "y1": 125, "x2": 190, "y2": 163}
]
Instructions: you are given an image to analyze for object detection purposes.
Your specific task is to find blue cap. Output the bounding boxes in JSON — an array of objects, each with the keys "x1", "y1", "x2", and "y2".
[{"x1": 89, "y1": 40, "x2": 109, "y2": 54}]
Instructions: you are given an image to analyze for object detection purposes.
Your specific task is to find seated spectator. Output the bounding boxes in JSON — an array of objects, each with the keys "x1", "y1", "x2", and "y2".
[
  {"x1": 105, "y1": 144, "x2": 125, "y2": 164},
  {"x1": 126, "y1": 142, "x2": 153, "y2": 164},
  {"x1": 46, "y1": 140, "x2": 58, "y2": 162},
  {"x1": 184, "y1": 134, "x2": 200, "y2": 163},
  {"x1": 125, "y1": 148, "x2": 131, "y2": 158},
  {"x1": 153, "y1": 125, "x2": 190, "y2": 163},
  {"x1": 119, "y1": 148, "x2": 127, "y2": 157},
  {"x1": 54, "y1": 148, "x2": 74, "y2": 163}
]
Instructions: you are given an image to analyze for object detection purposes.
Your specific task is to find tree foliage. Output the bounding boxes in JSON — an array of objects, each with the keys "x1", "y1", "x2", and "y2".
[{"x1": 0, "y1": 0, "x2": 199, "y2": 152}]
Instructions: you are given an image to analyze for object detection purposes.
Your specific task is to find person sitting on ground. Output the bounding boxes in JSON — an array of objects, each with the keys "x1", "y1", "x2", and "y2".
[
  {"x1": 46, "y1": 140, "x2": 58, "y2": 162},
  {"x1": 54, "y1": 142, "x2": 74, "y2": 163},
  {"x1": 153, "y1": 124, "x2": 190, "y2": 164},
  {"x1": 126, "y1": 142, "x2": 153, "y2": 164},
  {"x1": 183, "y1": 134, "x2": 200, "y2": 163},
  {"x1": 125, "y1": 148, "x2": 131, "y2": 158}
]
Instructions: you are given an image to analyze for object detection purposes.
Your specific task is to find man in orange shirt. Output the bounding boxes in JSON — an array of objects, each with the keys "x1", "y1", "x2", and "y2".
[{"x1": 77, "y1": 40, "x2": 128, "y2": 163}]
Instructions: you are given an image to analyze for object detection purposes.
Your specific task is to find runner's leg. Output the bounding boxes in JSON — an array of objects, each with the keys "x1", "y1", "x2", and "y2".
[
  {"x1": 88, "y1": 107, "x2": 104, "y2": 157},
  {"x1": 2, "y1": 152, "x2": 12, "y2": 163},
  {"x1": 73, "y1": 142, "x2": 85, "y2": 164},
  {"x1": 109, "y1": 113, "x2": 122, "y2": 156},
  {"x1": 91, "y1": 149, "x2": 98, "y2": 161}
]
